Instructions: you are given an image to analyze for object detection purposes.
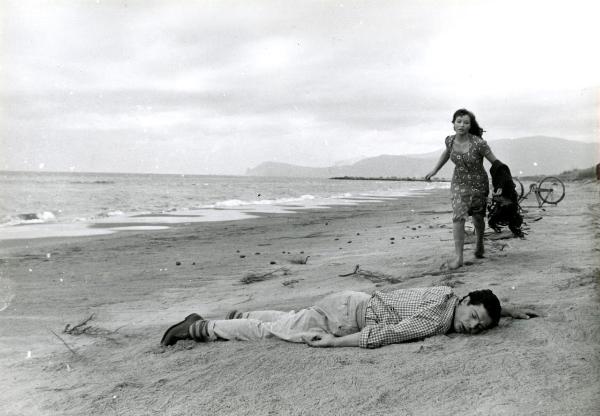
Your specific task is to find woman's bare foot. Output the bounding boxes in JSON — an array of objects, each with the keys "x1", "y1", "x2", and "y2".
[{"x1": 448, "y1": 257, "x2": 463, "y2": 270}]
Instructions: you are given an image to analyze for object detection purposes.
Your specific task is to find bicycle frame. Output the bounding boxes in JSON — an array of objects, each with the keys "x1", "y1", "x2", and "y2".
[
  {"x1": 521, "y1": 183, "x2": 546, "y2": 208},
  {"x1": 515, "y1": 177, "x2": 565, "y2": 208}
]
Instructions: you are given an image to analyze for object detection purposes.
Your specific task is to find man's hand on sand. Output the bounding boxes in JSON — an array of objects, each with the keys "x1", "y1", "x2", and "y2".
[
  {"x1": 502, "y1": 305, "x2": 540, "y2": 319},
  {"x1": 303, "y1": 333, "x2": 336, "y2": 348}
]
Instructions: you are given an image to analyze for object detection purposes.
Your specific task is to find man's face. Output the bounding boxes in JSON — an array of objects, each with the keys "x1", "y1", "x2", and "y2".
[{"x1": 453, "y1": 296, "x2": 493, "y2": 334}]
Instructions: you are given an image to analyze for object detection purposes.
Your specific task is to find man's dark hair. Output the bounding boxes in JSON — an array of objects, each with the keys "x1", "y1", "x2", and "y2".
[
  {"x1": 465, "y1": 289, "x2": 501, "y2": 328},
  {"x1": 452, "y1": 108, "x2": 485, "y2": 138}
]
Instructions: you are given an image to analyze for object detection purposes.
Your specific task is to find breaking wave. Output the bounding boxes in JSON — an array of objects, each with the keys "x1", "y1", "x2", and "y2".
[{"x1": 1, "y1": 211, "x2": 58, "y2": 226}]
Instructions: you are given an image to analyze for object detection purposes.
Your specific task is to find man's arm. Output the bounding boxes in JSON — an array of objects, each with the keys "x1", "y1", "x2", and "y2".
[
  {"x1": 303, "y1": 332, "x2": 360, "y2": 348},
  {"x1": 501, "y1": 305, "x2": 539, "y2": 319}
]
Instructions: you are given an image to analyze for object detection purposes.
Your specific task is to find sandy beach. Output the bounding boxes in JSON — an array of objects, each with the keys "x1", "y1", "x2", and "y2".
[{"x1": 0, "y1": 182, "x2": 598, "y2": 415}]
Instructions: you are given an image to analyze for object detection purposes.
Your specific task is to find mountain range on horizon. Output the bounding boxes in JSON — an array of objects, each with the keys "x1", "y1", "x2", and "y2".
[{"x1": 246, "y1": 136, "x2": 598, "y2": 179}]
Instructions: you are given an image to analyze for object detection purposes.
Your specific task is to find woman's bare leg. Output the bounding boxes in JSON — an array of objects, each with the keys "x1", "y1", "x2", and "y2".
[
  {"x1": 449, "y1": 219, "x2": 465, "y2": 269},
  {"x1": 473, "y1": 214, "x2": 485, "y2": 258}
]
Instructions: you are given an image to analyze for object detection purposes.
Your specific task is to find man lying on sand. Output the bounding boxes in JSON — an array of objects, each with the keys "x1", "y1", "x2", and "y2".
[{"x1": 161, "y1": 286, "x2": 537, "y2": 348}]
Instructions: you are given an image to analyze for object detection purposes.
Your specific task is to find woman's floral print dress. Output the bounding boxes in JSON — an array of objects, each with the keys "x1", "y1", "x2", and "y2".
[{"x1": 445, "y1": 134, "x2": 491, "y2": 221}]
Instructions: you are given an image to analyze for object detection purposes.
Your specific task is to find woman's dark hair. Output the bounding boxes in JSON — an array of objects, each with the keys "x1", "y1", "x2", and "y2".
[
  {"x1": 452, "y1": 108, "x2": 485, "y2": 138},
  {"x1": 464, "y1": 289, "x2": 501, "y2": 328}
]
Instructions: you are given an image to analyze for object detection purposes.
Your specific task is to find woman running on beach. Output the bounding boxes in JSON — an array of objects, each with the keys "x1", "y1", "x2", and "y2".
[{"x1": 425, "y1": 109, "x2": 498, "y2": 269}]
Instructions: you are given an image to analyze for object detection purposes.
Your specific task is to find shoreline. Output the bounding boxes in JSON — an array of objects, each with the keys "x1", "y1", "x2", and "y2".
[
  {"x1": 0, "y1": 182, "x2": 449, "y2": 243},
  {"x1": 1, "y1": 184, "x2": 599, "y2": 415}
]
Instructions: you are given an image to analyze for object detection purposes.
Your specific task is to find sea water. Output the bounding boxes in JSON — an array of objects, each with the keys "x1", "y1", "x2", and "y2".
[{"x1": 0, "y1": 171, "x2": 449, "y2": 241}]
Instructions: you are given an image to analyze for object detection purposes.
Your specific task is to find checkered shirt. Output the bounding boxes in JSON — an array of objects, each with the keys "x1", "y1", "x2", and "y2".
[{"x1": 359, "y1": 286, "x2": 458, "y2": 348}]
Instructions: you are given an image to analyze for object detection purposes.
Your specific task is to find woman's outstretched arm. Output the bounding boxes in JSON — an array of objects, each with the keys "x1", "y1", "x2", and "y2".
[{"x1": 425, "y1": 148, "x2": 450, "y2": 181}]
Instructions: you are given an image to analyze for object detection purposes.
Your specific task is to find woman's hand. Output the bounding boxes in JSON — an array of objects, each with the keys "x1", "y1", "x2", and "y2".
[{"x1": 426, "y1": 148, "x2": 450, "y2": 181}]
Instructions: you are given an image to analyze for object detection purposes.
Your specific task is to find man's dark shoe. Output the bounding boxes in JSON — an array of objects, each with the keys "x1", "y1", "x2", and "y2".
[{"x1": 160, "y1": 313, "x2": 203, "y2": 346}]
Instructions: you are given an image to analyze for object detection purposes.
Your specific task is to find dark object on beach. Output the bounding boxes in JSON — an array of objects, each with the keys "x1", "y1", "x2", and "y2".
[
  {"x1": 192, "y1": 262, "x2": 196, "y2": 265},
  {"x1": 240, "y1": 255, "x2": 246, "y2": 258},
  {"x1": 270, "y1": 261, "x2": 276, "y2": 265},
  {"x1": 255, "y1": 252, "x2": 260, "y2": 255},
  {"x1": 282, "y1": 279, "x2": 299, "y2": 287},
  {"x1": 488, "y1": 160, "x2": 524, "y2": 238},
  {"x1": 19, "y1": 213, "x2": 41, "y2": 221},
  {"x1": 64, "y1": 314, "x2": 95, "y2": 335},
  {"x1": 176, "y1": 261, "x2": 181, "y2": 266},
  {"x1": 241, "y1": 267, "x2": 290, "y2": 284},
  {"x1": 290, "y1": 256, "x2": 310, "y2": 265},
  {"x1": 390, "y1": 237, "x2": 395, "y2": 240}
]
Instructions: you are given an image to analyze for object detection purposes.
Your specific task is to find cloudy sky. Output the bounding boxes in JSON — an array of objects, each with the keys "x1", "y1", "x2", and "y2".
[{"x1": 1, "y1": 0, "x2": 598, "y2": 175}]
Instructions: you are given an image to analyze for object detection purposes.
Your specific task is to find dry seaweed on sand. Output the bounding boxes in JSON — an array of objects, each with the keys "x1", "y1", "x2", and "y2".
[
  {"x1": 340, "y1": 264, "x2": 465, "y2": 284},
  {"x1": 339, "y1": 264, "x2": 402, "y2": 283},
  {"x1": 289, "y1": 255, "x2": 310, "y2": 265},
  {"x1": 63, "y1": 314, "x2": 124, "y2": 337},
  {"x1": 240, "y1": 267, "x2": 291, "y2": 284},
  {"x1": 282, "y1": 279, "x2": 301, "y2": 287},
  {"x1": 64, "y1": 314, "x2": 95, "y2": 335}
]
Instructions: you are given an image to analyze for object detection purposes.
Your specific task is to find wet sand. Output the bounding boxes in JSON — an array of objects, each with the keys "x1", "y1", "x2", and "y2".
[{"x1": 0, "y1": 183, "x2": 598, "y2": 415}]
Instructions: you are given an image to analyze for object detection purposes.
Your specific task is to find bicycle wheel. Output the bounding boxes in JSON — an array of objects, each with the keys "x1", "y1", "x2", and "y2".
[
  {"x1": 537, "y1": 176, "x2": 565, "y2": 204},
  {"x1": 512, "y1": 177, "x2": 524, "y2": 200}
]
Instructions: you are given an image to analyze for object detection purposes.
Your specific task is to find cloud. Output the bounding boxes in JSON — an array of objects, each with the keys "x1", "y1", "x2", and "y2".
[{"x1": 1, "y1": 0, "x2": 598, "y2": 174}]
